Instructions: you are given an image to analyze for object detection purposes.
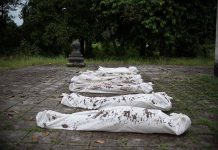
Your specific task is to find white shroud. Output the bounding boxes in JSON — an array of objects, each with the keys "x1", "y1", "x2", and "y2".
[
  {"x1": 69, "y1": 66, "x2": 153, "y2": 94},
  {"x1": 61, "y1": 92, "x2": 172, "y2": 111},
  {"x1": 36, "y1": 106, "x2": 191, "y2": 135}
]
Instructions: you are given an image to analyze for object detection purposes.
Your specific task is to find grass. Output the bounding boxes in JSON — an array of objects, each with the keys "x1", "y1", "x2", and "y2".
[
  {"x1": 153, "y1": 74, "x2": 218, "y2": 135},
  {"x1": 151, "y1": 73, "x2": 218, "y2": 148},
  {"x1": 0, "y1": 56, "x2": 214, "y2": 70},
  {"x1": 86, "y1": 57, "x2": 214, "y2": 66},
  {"x1": 0, "y1": 56, "x2": 67, "y2": 70}
]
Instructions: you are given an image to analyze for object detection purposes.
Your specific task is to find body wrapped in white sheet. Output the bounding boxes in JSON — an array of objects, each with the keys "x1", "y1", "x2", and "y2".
[
  {"x1": 97, "y1": 66, "x2": 138, "y2": 74},
  {"x1": 69, "y1": 82, "x2": 153, "y2": 94},
  {"x1": 72, "y1": 66, "x2": 139, "y2": 84},
  {"x1": 71, "y1": 74, "x2": 143, "y2": 85},
  {"x1": 61, "y1": 92, "x2": 172, "y2": 111},
  {"x1": 36, "y1": 106, "x2": 191, "y2": 135},
  {"x1": 69, "y1": 66, "x2": 153, "y2": 94}
]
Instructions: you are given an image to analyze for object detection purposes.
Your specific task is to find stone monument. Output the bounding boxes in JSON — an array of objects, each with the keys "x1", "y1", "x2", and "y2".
[{"x1": 67, "y1": 39, "x2": 85, "y2": 67}]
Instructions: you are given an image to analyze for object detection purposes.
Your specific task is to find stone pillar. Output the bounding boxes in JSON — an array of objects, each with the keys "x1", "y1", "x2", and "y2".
[
  {"x1": 67, "y1": 39, "x2": 85, "y2": 67},
  {"x1": 215, "y1": 1, "x2": 218, "y2": 76}
]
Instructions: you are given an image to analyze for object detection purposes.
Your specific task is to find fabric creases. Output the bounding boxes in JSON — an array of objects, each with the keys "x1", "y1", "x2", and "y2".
[
  {"x1": 36, "y1": 106, "x2": 191, "y2": 136},
  {"x1": 61, "y1": 92, "x2": 172, "y2": 111},
  {"x1": 69, "y1": 66, "x2": 153, "y2": 94},
  {"x1": 35, "y1": 66, "x2": 191, "y2": 135}
]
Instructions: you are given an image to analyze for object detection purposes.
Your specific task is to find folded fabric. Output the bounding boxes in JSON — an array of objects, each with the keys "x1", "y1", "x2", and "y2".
[
  {"x1": 94, "y1": 66, "x2": 139, "y2": 76},
  {"x1": 61, "y1": 92, "x2": 172, "y2": 111},
  {"x1": 69, "y1": 66, "x2": 153, "y2": 94},
  {"x1": 69, "y1": 82, "x2": 153, "y2": 94},
  {"x1": 71, "y1": 74, "x2": 143, "y2": 84},
  {"x1": 36, "y1": 106, "x2": 191, "y2": 135},
  {"x1": 74, "y1": 66, "x2": 138, "y2": 81}
]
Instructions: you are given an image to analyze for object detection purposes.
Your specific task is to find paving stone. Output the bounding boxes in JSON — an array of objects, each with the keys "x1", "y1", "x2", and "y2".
[
  {"x1": 37, "y1": 99, "x2": 60, "y2": 108},
  {"x1": 195, "y1": 134, "x2": 218, "y2": 148},
  {"x1": 91, "y1": 132, "x2": 159, "y2": 147},
  {"x1": 189, "y1": 125, "x2": 214, "y2": 135},
  {"x1": 12, "y1": 120, "x2": 36, "y2": 131},
  {"x1": 20, "y1": 112, "x2": 38, "y2": 121},
  {"x1": 54, "y1": 105, "x2": 77, "y2": 114},
  {"x1": 14, "y1": 143, "x2": 52, "y2": 150},
  {"x1": 159, "y1": 134, "x2": 194, "y2": 148},
  {"x1": 28, "y1": 105, "x2": 57, "y2": 113},
  {"x1": 51, "y1": 145, "x2": 89, "y2": 150},
  {"x1": 56, "y1": 131, "x2": 92, "y2": 145},
  {"x1": 90, "y1": 146, "x2": 159, "y2": 150},
  {"x1": 0, "y1": 130, "x2": 28, "y2": 143},
  {"x1": 20, "y1": 97, "x2": 46, "y2": 105},
  {"x1": 0, "y1": 143, "x2": 16, "y2": 150},
  {"x1": 0, "y1": 104, "x2": 15, "y2": 112},
  {"x1": 47, "y1": 94, "x2": 63, "y2": 100},
  {"x1": 7, "y1": 105, "x2": 34, "y2": 114},
  {"x1": 22, "y1": 131, "x2": 59, "y2": 144}
]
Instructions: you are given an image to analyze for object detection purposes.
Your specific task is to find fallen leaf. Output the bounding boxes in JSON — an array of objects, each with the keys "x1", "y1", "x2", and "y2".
[
  {"x1": 7, "y1": 113, "x2": 13, "y2": 118},
  {"x1": 43, "y1": 131, "x2": 49, "y2": 136},
  {"x1": 95, "y1": 139, "x2": 105, "y2": 144},
  {"x1": 32, "y1": 135, "x2": 38, "y2": 142},
  {"x1": 29, "y1": 117, "x2": 34, "y2": 121}
]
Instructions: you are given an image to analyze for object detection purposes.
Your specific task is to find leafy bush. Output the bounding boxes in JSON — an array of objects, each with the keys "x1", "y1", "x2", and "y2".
[{"x1": 16, "y1": 40, "x2": 41, "y2": 56}]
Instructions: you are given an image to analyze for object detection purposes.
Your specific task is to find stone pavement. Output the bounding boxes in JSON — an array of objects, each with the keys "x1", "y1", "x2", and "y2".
[{"x1": 0, "y1": 64, "x2": 217, "y2": 150}]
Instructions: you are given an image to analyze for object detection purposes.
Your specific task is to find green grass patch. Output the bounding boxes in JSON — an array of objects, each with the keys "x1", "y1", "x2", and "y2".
[
  {"x1": 86, "y1": 57, "x2": 214, "y2": 66},
  {"x1": 0, "y1": 56, "x2": 214, "y2": 70},
  {"x1": 195, "y1": 118, "x2": 218, "y2": 133},
  {"x1": 0, "y1": 56, "x2": 67, "y2": 70},
  {"x1": 154, "y1": 73, "x2": 218, "y2": 136}
]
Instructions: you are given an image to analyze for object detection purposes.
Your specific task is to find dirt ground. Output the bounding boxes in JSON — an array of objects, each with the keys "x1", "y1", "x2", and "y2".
[{"x1": 0, "y1": 64, "x2": 217, "y2": 150}]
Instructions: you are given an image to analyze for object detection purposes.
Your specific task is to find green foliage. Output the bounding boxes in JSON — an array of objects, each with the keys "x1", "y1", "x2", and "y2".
[
  {"x1": 0, "y1": 56, "x2": 67, "y2": 70},
  {"x1": 92, "y1": 0, "x2": 216, "y2": 57},
  {"x1": 0, "y1": 56, "x2": 213, "y2": 70},
  {"x1": 21, "y1": 0, "x2": 96, "y2": 57},
  {"x1": 16, "y1": 40, "x2": 40, "y2": 56},
  {"x1": 0, "y1": 0, "x2": 22, "y2": 56},
  {"x1": 0, "y1": 0, "x2": 216, "y2": 58},
  {"x1": 20, "y1": 0, "x2": 74, "y2": 56}
]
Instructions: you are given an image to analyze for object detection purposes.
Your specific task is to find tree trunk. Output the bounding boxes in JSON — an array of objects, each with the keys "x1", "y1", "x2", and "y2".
[
  {"x1": 112, "y1": 40, "x2": 119, "y2": 56},
  {"x1": 79, "y1": 37, "x2": 85, "y2": 55},
  {"x1": 214, "y1": 0, "x2": 218, "y2": 76},
  {"x1": 139, "y1": 41, "x2": 145, "y2": 58},
  {"x1": 85, "y1": 38, "x2": 93, "y2": 58}
]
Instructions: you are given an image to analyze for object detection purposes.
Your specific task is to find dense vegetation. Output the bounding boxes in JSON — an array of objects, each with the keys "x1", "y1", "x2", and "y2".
[{"x1": 0, "y1": 0, "x2": 217, "y2": 59}]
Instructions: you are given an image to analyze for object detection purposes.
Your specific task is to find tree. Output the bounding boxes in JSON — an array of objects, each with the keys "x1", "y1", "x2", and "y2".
[
  {"x1": 0, "y1": 0, "x2": 22, "y2": 56},
  {"x1": 0, "y1": 0, "x2": 21, "y2": 26},
  {"x1": 22, "y1": 0, "x2": 97, "y2": 57},
  {"x1": 20, "y1": 0, "x2": 216, "y2": 58},
  {"x1": 92, "y1": 0, "x2": 217, "y2": 57}
]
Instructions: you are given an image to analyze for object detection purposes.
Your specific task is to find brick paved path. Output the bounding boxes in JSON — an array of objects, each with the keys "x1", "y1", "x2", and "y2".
[{"x1": 0, "y1": 65, "x2": 217, "y2": 150}]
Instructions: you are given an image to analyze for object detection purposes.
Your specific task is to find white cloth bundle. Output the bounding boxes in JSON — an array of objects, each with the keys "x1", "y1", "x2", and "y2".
[
  {"x1": 72, "y1": 66, "x2": 138, "y2": 83},
  {"x1": 93, "y1": 66, "x2": 138, "y2": 76},
  {"x1": 36, "y1": 66, "x2": 191, "y2": 135},
  {"x1": 36, "y1": 106, "x2": 191, "y2": 135},
  {"x1": 61, "y1": 92, "x2": 172, "y2": 111},
  {"x1": 71, "y1": 74, "x2": 143, "y2": 84},
  {"x1": 69, "y1": 81, "x2": 153, "y2": 94},
  {"x1": 69, "y1": 66, "x2": 153, "y2": 94}
]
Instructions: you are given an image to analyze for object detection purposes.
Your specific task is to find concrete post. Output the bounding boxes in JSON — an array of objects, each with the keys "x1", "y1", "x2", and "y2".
[{"x1": 215, "y1": 1, "x2": 218, "y2": 76}]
